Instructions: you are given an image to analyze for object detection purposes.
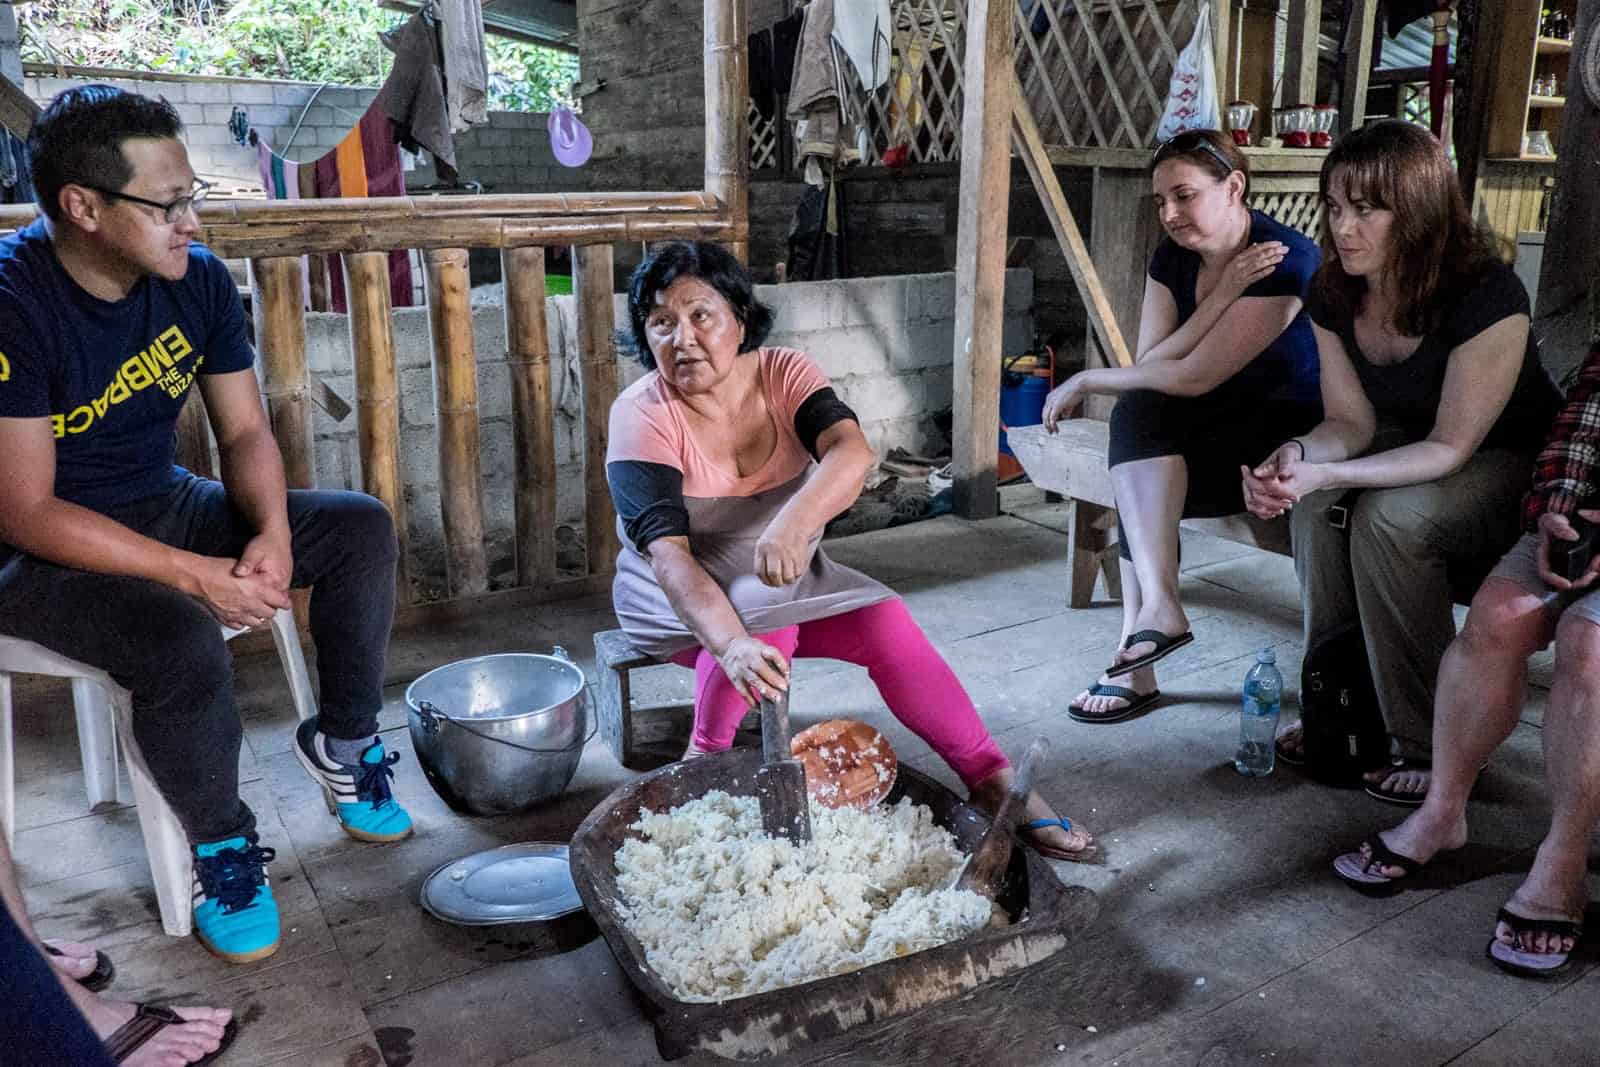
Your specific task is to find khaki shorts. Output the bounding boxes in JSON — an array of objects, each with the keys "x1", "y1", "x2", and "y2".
[{"x1": 1487, "y1": 531, "x2": 1600, "y2": 628}]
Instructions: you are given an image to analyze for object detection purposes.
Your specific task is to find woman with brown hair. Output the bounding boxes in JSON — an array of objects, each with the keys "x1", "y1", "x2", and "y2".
[
  {"x1": 1042, "y1": 129, "x2": 1322, "y2": 723},
  {"x1": 1244, "y1": 120, "x2": 1560, "y2": 804}
]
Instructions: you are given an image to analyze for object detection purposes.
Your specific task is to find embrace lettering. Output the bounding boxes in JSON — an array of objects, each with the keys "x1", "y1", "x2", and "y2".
[{"x1": 51, "y1": 325, "x2": 202, "y2": 437}]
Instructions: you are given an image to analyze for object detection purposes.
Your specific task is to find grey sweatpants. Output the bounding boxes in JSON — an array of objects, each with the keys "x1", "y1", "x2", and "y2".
[{"x1": 1291, "y1": 447, "x2": 1534, "y2": 762}]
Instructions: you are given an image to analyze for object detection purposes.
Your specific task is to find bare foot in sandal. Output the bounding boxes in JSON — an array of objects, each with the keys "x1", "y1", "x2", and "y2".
[
  {"x1": 64, "y1": 980, "x2": 232, "y2": 1067},
  {"x1": 970, "y1": 771, "x2": 1095, "y2": 860},
  {"x1": 1069, "y1": 664, "x2": 1158, "y2": 724}
]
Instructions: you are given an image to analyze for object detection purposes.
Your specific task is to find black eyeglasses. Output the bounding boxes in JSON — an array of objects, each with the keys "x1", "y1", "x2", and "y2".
[
  {"x1": 1153, "y1": 131, "x2": 1237, "y2": 176},
  {"x1": 80, "y1": 180, "x2": 211, "y2": 224}
]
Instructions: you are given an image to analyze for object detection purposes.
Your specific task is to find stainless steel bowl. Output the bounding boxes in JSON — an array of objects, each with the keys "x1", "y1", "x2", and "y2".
[{"x1": 405, "y1": 648, "x2": 593, "y2": 815}]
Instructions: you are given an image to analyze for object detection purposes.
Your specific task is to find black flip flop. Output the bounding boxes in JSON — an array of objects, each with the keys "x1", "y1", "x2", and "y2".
[
  {"x1": 1103, "y1": 628, "x2": 1194, "y2": 679},
  {"x1": 1067, "y1": 683, "x2": 1161, "y2": 724},
  {"x1": 105, "y1": 1004, "x2": 238, "y2": 1065},
  {"x1": 1485, "y1": 907, "x2": 1583, "y2": 979},
  {"x1": 1365, "y1": 758, "x2": 1430, "y2": 807},
  {"x1": 1332, "y1": 832, "x2": 1423, "y2": 893},
  {"x1": 43, "y1": 942, "x2": 115, "y2": 993}
]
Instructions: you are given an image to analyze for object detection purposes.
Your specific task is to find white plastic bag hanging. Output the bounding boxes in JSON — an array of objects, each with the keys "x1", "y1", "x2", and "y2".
[{"x1": 1155, "y1": 3, "x2": 1222, "y2": 143}]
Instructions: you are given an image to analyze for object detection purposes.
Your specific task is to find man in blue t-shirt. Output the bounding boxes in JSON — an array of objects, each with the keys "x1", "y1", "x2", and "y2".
[{"x1": 0, "y1": 88, "x2": 414, "y2": 974}]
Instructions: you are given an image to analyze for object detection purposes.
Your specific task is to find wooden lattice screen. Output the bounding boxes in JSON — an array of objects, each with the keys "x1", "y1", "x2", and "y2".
[
  {"x1": 749, "y1": 99, "x2": 779, "y2": 171},
  {"x1": 1013, "y1": 0, "x2": 1200, "y2": 149},
  {"x1": 1254, "y1": 186, "x2": 1324, "y2": 238}
]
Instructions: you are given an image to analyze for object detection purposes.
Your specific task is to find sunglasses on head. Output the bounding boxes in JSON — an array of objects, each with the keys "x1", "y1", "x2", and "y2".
[{"x1": 1153, "y1": 131, "x2": 1236, "y2": 176}]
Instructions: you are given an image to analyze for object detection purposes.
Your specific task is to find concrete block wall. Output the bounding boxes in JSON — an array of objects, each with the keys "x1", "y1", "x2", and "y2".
[{"x1": 302, "y1": 269, "x2": 1032, "y2": 588}]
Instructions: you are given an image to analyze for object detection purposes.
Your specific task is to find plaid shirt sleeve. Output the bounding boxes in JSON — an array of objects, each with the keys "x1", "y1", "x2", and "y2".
[{"x1": 1523, "y1": 345, "x2": 1600, "y2": 531}]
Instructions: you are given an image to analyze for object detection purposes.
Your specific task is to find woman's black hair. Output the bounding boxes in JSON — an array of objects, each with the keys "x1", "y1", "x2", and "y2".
[{"x1": 624, "y1": 240, "x2": 774, "y2": 369}]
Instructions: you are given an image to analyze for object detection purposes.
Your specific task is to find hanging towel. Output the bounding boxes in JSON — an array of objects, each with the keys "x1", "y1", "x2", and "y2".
[
  {"x1": 439, "y1": 0, "x2": 489, "y2": 132},
  {"x1": 379, "y1": 9, "x2": 457, "y2": 174},
  {"x1": 254, "y1": 138, "x2": 321, "y2": 308},
  {"x1": 830, "y1": 0, "x2": 893, "y2": 91},
  {"x1": 313, "y1": 106, "x2": 414, "y2": 312}
]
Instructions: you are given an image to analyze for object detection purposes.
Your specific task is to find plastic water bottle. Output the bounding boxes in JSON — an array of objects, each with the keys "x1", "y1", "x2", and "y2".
[{"x1": 1234, "y1": 648, "x2": 1282, "y2": 776}]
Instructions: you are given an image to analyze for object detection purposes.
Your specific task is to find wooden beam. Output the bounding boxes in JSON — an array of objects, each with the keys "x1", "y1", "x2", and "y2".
[
  {"x1": 1454, "y1": 0, "x2": 1513, "y2": 202},
  {"x1": 0, "y1": 72, "x2": 39, "y2": 138},
  {"x1": 344, "y1": 250, "x2": 411, "y2": 601},
  {"x1": 574, "y1": 243, "x2": 622, "y2": 576},
  {"x1": 704, "y1": 0, "x2": 749, "y2": 263},
  {"x1": 1339, "y1": 0, "x2": 1379, "y2": 133},
  {"x1": 424, "y1": 247, "x2": 489, "y2": 598},
  {"x1": 1212, "y1": 0, "x2": 1234, "y2": 113},
  {"x1": 951, "y1": 0, "x2": 1014, "y2": 520},
  {"x1": 1534, "y1": 0, "x2": 1600, "y2": 380},
  {"x1": 1010, "y1": 76, "x2": 1133, "y2": 370},
  {"x1": 502, "y1": 245, "x2": 558, "y2": 587},
  {"x1": 1284, "y1": 0, "x2": 1324, "y2": 107}
]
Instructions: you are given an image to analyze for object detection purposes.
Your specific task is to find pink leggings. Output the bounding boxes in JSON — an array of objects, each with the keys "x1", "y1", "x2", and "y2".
[{"x1": 668, "y1": 599, "x2": 1009, "y2": 789}]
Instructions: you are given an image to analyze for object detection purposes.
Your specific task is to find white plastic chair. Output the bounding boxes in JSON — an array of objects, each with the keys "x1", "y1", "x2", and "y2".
[{"x1": 0, "y1": 608, "x2": 316, "y2": 936}]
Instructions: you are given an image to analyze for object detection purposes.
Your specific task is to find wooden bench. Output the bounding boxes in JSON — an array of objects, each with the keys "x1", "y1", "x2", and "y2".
[
  {"x1": 1006, "y1": 420, "x2": 1292, "y2": 607},
  {"x1": 593, "y1": 629, "x2": 756, "y2": 770}
]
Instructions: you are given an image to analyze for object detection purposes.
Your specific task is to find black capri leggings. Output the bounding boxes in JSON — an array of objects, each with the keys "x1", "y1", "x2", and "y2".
[{"x1": 1107, "y1": 389, "x2": 1321, "y2": 560}]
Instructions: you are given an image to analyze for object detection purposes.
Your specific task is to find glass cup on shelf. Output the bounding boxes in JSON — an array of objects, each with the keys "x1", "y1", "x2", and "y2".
[
  {"x1": 1311, "y1": 105, "x2": 1338, "y2": 148},
  {"x1": 1225, "y1": 100, "x2": 1257, "y2": 146},
  {"x1": 1526, "y1": 130, "x2": 1554, "y2": 158}
]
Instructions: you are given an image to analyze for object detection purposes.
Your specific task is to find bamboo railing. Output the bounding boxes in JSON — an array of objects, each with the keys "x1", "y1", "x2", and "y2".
[{"x1": 0, "y1": 0, "x2": 748, "y2": 620}]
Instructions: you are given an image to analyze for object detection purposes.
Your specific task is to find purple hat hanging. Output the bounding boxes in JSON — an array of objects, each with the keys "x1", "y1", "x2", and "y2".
[{"x1": 548, "y1": 107, "x2": 593, "y2": 168}]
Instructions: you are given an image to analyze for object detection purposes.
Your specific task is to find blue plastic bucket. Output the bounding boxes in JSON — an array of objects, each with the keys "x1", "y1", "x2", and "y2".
[{"x1": 999, "y1": 373, "x2": 1050, "y2": 456}]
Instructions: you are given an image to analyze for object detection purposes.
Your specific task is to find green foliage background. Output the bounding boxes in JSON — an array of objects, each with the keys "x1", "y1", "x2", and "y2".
[{"x1": 19, "y1": 0, "x2": 579, "y2": 111}]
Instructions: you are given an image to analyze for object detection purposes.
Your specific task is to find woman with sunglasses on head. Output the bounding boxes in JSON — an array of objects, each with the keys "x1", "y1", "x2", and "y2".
[
  {"x1": 1243, "y1": 120, "x2": 1560, "y2": 805},
  {"x1": 1042, "y1": 129, "x2": 1322, "y2": 723}
]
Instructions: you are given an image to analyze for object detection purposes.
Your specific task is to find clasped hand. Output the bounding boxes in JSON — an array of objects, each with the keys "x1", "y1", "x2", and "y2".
[
  {"x1": 1537, "y1": 509, "x2": 1600, "y2": 591},
  {"x1": 192, "y1": 531, "x2": 294, "y2": 630},
  {"x1": 1241, "y1": 441, "x2": 1329, "y2": 519}
]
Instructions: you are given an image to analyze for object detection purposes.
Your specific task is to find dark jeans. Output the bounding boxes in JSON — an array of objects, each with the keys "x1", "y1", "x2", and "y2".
[
  {"x1": 0, "y1": 904, "x2": 115, "y2": 1067},
  {"x1": 0, "y1": 477, "x2": 397, "y2": 845}
]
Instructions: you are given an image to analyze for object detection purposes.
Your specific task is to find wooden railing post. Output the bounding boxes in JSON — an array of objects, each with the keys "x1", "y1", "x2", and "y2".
[
  {"x1": 502, "y1": 245, "x2": 557, "y2": 586},
  {"x1": 251, "y1": 256, "x2": 313, "y2": 489},
  {"x1": 704, "y1": 0, "x2": 749, "y2": 262},
  {"x1": 574, "y1": 244, "x2": 621, "y2": 576},
  {"x1": 951, "y1": 0, "x2": 1013, "y2": 520},
  {"x1": 345, "y1": 250, "x2": 411, "y2": 600},
  {"x1": 174, "y1": 391, "x2": 216, "y2": 482},
  {"x1": 423, "y1": 247, "x2": 489, "y2": 597}
]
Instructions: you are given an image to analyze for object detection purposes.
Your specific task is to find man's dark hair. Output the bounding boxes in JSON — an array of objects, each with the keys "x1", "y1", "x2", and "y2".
[
  {"x1": 625, "y1": 240, "x2": 775, "y2": 369},
  {"x1": 28, "y1": 85, "x2": 184, "y2": 222}
]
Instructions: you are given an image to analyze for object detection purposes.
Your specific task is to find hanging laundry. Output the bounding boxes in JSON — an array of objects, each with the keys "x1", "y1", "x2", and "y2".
[
  {"x1": 253, "y1": 137, "x2": 323, "y2": 309},
  {"x1": 379, "y1": 8, "x2": 457, "y2": 177},
  {"x1": 749, "y1": 26, "x2": 777, "y2": 123},
  {"x1": 787, "y1": 0, "x2": 861, "y2": 181},
  {"x1": 312, "y1": 105, "x2": 414, "y2": 312},
  {"x1": 437, "y1": 0, "x2": 490, "y2": 132},
  {"x1": 772, "y1": 8, "x2": 805, "y2": 93},
  {"x1": 831, "y1": 0, "x2": 893, "y2": 91}
]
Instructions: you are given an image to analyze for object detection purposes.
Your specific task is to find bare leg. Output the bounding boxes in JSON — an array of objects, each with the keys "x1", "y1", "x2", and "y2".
[
  {"x1": 1107, "y1": 456, "x2": 1189, "y2": 669},
  {"x1": 0, "y1": 822, "x2": 231, "y2": 1066},
  {"x1": 1493, "y1": 611, "x2": 1600, "y2": 957},
  {"x1": 1361, "y1": 579, "x2": 1553, "y2": 875},
  {"x1": 1072, "y1": 557, "x2": 1157, "y2": 714}
]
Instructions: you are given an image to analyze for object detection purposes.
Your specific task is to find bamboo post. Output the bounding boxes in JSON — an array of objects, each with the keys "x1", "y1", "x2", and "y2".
[
  {"x1": 251, "y1": 256, "x2": 313, "y2": 489},
  {"x1": 951, "y1": 0, "x2": 1013, "y2": 520},
  {"x1": 1284, "y1": 0, "x2": 1323, "y2": 107},
  {"x1": 423, "y1": 247, "x2": 489, "y2": 597},
  {"x1": 174, "y1": 390, "x2": 216, "y2": 481},
  {"x1": 1339, "y1": 0, "x2": 1379, "y2": 133},
  {"x1": 502, "y1": 245, "x2": 558, "y2": 586},
  {"x1": 574, "y1": 243, "x2": 621, "y2": 576},
  {"x1": 344, "y1": 251, "x2": 411, "y2": 600},
  {"x1": 704, "y1": 0, "x2": 749, "y2": 262}
]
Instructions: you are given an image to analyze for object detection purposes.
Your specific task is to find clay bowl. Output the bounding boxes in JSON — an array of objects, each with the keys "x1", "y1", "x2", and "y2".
[{"x1": 789, "y1": 718, "x2": 898, "y2": 809}]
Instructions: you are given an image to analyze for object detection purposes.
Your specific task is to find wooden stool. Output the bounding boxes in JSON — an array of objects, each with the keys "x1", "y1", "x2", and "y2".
[{"x1": 593, "y1": 630, "x2": 760, "y2": 770}]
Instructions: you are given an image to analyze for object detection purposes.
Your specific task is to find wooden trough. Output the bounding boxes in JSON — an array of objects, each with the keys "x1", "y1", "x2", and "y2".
[{"x1": 568, "y1": 749, "x2": 1099, "y2": 1061}]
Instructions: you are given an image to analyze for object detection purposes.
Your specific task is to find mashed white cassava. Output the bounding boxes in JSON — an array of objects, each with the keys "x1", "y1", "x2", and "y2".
[{"x1": 613, "y1": 790, "x2": 992, "y2": 1002}]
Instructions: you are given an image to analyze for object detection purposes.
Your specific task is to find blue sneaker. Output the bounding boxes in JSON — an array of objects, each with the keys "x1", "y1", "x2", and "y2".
[
  {"x1": 294, "y1": 718, "x2": 414, "y2": 842},
  {"x1": 192, "y1": 836, "x2": 279, "y2": 963}
]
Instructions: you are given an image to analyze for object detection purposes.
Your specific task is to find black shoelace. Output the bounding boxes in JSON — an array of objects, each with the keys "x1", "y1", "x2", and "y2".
[
  {"x1": 195, "y1": 843, "x2": 276, "y2": 914},
  {"x1": 355, "y1": 750, "x2": 401, "y2": 810}
]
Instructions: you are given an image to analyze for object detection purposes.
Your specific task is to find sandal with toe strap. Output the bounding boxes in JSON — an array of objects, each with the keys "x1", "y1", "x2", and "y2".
[
  {"x1": 1332, "y1": 832, "x2": 1424, "y2": 893},
  {"x1": 1486, "y1": 908, "x2": 1584, "y2": 979},
  {"x1": 1018, "y1": 817, "x2": 1100, "y2": 863},
  {"x1": 43, "y1": 941, "x2": 115, "y2": 993},
  {"x1": 1067, "y1": 683, "x2": 1160, "y2": 724},
  {"x1": 1103, "y1": 628, "x2": 1193, "y2": 679},
  {"x1": 105, "y1": 1004, "x2": 238, "y2": 1066}
]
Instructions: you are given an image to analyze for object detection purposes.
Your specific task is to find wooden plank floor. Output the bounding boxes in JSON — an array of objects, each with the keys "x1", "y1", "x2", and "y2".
[{"x1": 9, "y1": 506, "x2": 1590, "y2": 1066}]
